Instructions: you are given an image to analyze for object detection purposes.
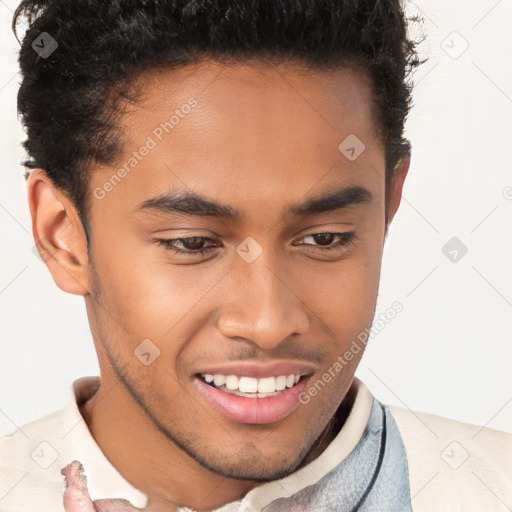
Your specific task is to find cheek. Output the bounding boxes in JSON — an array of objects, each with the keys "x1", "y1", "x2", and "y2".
[
  {"x1": 296, "y1": 248, "x2": 383, "y2": 379},
  {"x1": 301, "y1": 238, "x2": 383, "y2": 326},
  {"x1": 89, "y1": 239, "x2": 232, "y2": 371},
  {"x1": 90, "y1": 226, "x2": 191, "y2": 320}
]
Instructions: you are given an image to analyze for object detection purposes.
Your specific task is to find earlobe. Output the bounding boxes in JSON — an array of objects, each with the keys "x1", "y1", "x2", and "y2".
[
  {"x1": 385, "y1": 154, "x2": 410, "y2": 229},
  {"x1": 27, "y1": 169, "x2": 91, "y2": 296}
]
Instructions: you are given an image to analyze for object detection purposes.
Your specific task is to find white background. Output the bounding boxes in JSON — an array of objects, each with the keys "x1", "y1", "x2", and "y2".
[{"x1": 0, "y1": 0, "x2": 511, "y2": 437}]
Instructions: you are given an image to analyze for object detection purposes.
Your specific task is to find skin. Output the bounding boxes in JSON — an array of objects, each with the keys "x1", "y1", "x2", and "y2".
[{"x1": 27, "y1": 60, "x2": 409, "y2": 511}]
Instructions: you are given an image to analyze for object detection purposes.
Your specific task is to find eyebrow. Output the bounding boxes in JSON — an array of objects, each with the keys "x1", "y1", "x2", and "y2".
[{"x1": 134, "y1": 184, "x2": 372, "y2": 221}]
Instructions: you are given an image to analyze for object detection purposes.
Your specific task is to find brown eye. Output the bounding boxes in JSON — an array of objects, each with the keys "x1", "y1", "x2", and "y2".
[
  {"x1": 157, "y1": 236, "x2": 221, "y2": 255},
  {"x1": 299, "y1": 231, "x2": 356, "y2": 251}
]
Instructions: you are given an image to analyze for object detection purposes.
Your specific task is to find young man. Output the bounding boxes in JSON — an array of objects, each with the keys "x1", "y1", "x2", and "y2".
[{"x1": 1, "y1": 1, "x2": 510, "y2": 511}]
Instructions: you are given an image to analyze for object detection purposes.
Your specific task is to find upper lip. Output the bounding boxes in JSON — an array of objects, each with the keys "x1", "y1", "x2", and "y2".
[{"x1": 194, "y1": 360, "x2": 317, "y2": 379}]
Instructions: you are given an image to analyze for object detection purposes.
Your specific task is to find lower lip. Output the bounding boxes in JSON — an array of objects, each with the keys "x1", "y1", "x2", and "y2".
[{"x1": 194, "y1": 375, "x2": 311, "y2": 424}]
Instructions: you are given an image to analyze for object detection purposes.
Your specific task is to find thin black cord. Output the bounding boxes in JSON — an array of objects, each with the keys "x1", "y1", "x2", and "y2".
[{"x1": 350, "y1": 403, "x2": 388, "y2": 512}]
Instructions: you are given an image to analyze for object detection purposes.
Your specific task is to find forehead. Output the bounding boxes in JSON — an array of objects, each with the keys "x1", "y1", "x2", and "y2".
[
  {"x1": 133, "y1": 59, "x2": 380, "y2": 143},
  {"x1": 90, "y1": 60, "x2": 385, "y2": 223}
]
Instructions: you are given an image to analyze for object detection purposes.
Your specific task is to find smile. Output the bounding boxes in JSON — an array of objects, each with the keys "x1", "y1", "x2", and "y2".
[
  {"x1": 199, "y1": 373, "x2": 302, "y2": 398},
  {"x1": 195, "y1": 372, "x2": 312, "y2": 424}
]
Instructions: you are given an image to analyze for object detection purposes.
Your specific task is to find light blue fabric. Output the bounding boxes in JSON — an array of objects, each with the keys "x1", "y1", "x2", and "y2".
[{"x1": 262, "y1": 398, "x2": 413, "y2": 512}]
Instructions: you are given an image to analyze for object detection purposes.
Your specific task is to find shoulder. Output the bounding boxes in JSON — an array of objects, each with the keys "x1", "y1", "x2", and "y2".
[
  {"x1": 387, "y1": 404, "x2": 512, "y2": 512},
  {"x1": 0, "y1": 409, "x2": 68, "y2": 511}
]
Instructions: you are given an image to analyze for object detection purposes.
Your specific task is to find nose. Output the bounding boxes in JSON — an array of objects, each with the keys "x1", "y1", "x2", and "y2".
[{"x1": 216, "y1": 252, "x2": 310, "y2": 350}]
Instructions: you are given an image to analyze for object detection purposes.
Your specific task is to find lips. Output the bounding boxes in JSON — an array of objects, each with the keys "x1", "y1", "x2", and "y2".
[{"x1": 192, "y1": 361, "x2": 315, "y2": 424}]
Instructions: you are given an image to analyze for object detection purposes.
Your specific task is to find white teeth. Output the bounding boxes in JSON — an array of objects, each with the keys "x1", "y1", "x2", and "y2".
[
  {"x1": 275, "y1": 375, "x2": 287, "y2": 391},
  {"x1": 213, "y1": 374, "x2": 226, "y2": 387},
  {"x1": 225, "y1": 375, "x2": 239, "y2": 390},
  {"x1": 257, "y1": 377, "x2": 276, "y2": 393},
  {"x1": 238, "y1": 377, "x2": 258, "y2": 393},
  {"x1": 200, "y1": 373, "x2": 303, "y2": 394}
]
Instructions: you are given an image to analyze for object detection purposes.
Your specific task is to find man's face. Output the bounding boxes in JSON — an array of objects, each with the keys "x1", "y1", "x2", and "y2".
[{"x1": 85, "y1": 60, "x2": 387, "y2": 480}]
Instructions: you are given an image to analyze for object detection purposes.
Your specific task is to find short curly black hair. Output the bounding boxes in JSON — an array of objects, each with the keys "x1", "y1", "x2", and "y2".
[{"x1": 12, "y1": 0, "x2": 421, "y2": 249}]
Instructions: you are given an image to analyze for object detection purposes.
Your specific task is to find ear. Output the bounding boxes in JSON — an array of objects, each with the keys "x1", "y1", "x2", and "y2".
[
  {"x1": 27, "y1": 169, "x2": 91, "y2": 295},
  {"x1": 385, "y1": 154, "x2": 410, "y2": 233}
]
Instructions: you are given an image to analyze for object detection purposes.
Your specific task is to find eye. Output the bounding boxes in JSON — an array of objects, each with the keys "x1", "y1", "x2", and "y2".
[
  {"x1": 296, "y1": 231, "x2": 356, "y2": 251},
  {"x1": 156, "y1": 236, "x2": 221, "y2": 256},
  {"x1": 156, "y1": 231, "x2": 356, "y2": 258}
]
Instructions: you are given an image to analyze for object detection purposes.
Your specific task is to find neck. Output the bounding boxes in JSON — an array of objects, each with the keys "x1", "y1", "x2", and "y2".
[{"x1": 296, "y1": 382, "x2": 357, "y2": 470}]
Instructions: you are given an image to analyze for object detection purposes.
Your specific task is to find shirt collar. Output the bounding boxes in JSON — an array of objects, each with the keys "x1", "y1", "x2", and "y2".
[
  {"x1": 61, "y1": 375, "x2": 373, "y2": 511},
  {"x1": 62, "y1": 376, "x2": 149, "y2": 508}
]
